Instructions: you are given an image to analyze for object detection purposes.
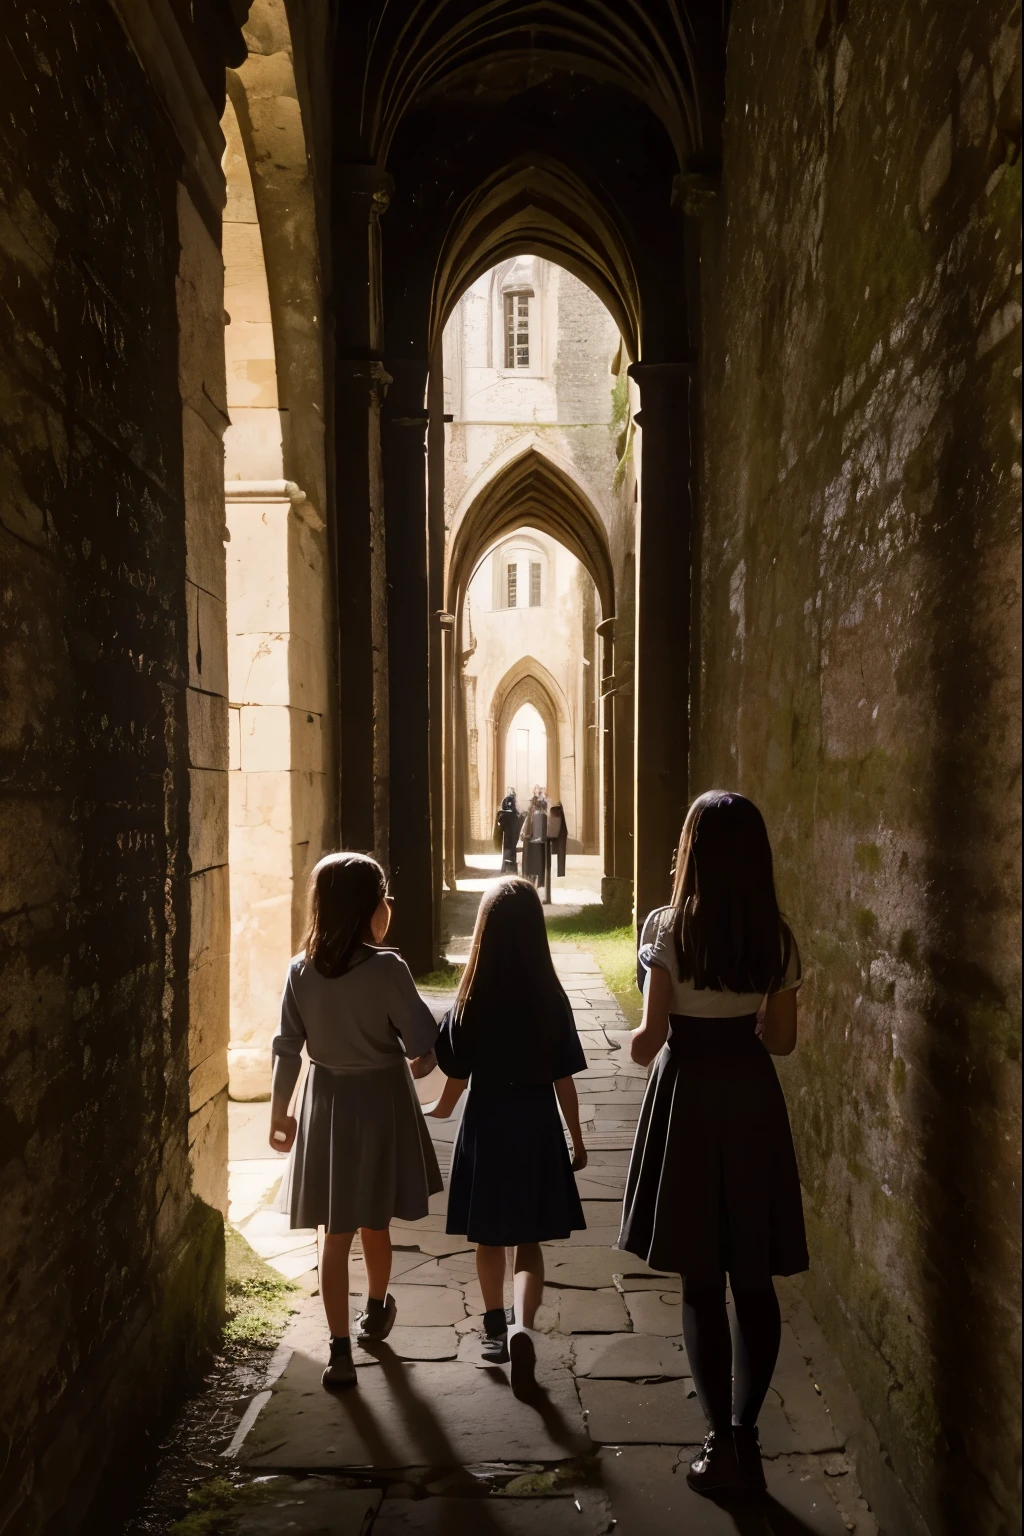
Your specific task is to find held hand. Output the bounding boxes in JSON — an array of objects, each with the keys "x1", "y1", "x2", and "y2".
[
  {"x1": 269, "y1": 1114, "x2": 297, "y2": 1154},
  {"x1": 571, "y1": 1145, "x2": 588, "y2": 1173},
  {"x1": 409, "y1": 1049, "x2": 437, "y2": 1080}
]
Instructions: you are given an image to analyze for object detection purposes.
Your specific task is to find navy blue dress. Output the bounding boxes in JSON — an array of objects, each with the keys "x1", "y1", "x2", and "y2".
[{"x1": 436, "y1": 994, "x2": 587, "y2": 1246}]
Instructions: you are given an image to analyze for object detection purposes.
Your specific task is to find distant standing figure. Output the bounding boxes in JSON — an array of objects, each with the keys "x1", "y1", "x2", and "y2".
[
  {"x1": 523, "y1": 786, "x2": 548, "y2": 886},
  {"x1": 619, "y1": 791, "x2": 807, "y2": 1499},
  {"x1": 494, "y1": 789, "x2": 524, "y2": 874},
  {"x1": 427, "y1": 878, "x2": 588, "y2": 1392},
  {"x1": 269, "y1": 853, "x2": 441, "y2": 1391}
]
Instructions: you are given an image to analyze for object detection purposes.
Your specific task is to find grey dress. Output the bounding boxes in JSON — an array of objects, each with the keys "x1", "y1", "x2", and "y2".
[{"x1": 271, "y1": 946, "x2": 442, "y2": 1233}]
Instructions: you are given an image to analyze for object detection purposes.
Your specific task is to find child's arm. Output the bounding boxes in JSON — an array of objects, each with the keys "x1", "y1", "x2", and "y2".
[
  {"x1": 759, "y1": 989, "x2": 798, "y2": 1055},
  {"x1": 269, "y1": 967, "x2": 305, "y2": 1153},
  {"x1": 427, "y1": 1076, "x2": 469, "y2": 1118},
  {"x1": 554, "y1": 1076, "x2": 587, "y2": 1171},
  {"x1": 630, "y1": 964, "x2": 672, "y2": 1067}
]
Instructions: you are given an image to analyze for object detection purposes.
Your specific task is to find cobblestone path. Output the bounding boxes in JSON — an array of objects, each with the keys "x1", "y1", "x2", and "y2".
[{"x1": 226, "y1": 942, "x2": 878, "y2": 1536}]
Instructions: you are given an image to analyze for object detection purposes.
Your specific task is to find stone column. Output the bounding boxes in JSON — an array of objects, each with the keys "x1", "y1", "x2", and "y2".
[
  {"x1": 426, "y1": 353, "x2": 447, "y2": 954},
  {"x1": 333, "y1": 166, "x2": 393, "y2": 862},
  {"x1": 224, "y1": 479, "x2": 328, "y2": 1100},
  {"x1": 597, "y1": 614, "x2": 635, "y2": 922},
  {"x1": 380, "y1": 359, "x2": 435, "y2": 975},
  {"x1": 629, "y1": 361, "x2": 693, "y2": 928}
]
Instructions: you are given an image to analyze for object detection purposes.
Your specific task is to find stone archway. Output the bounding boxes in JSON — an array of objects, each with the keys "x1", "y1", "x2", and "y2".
[
  {"x1": 489, "y1": 657, "x2": 571, "y2": 830},
  {"x1": 220, "y1": 6, "x2": 332, "y2": 1101}
]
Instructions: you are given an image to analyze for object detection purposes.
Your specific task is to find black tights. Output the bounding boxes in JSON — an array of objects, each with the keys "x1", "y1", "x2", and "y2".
[{"x1": 682, "y1": 1281, "x2": 781, "y2": 1432}]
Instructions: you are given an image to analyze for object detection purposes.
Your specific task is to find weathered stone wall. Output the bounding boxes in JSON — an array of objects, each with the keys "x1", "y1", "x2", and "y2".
[
  {"x1": 697, "y1": 3, "x2": 1021, "y2": 1532},
  {"x1": 0, "y1": 3, "x2": 225, "y2": 1524}
]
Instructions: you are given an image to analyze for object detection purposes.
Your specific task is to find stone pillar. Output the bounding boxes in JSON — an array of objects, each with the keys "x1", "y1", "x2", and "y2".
[
  {"x1": 629, "y1": 361, "x2": 693, "y2": 929},
  {"x1": 177, "y1": 184, "x2": 231, "y2": 1217},
  {"x1": 333, "y1": 166, "x2": 393, "y2": 862},
  {"x1": 225, "y1": 480, "x2": 328, "y2": 1100},
  {"x1": 597, "y1": 615, "x2": 635, "y2": 922},
  {"x1": 427, "y1": 354, "x2": 447, "y2": 952},
  {"x1": 380, "y1": 358, "x2": 435, "y2": 975}
]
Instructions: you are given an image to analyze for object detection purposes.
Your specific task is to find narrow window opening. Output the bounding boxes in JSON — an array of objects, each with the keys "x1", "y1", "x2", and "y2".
[
  {"x1": 506, "y1": 561, "x2": 518, "y2": 608},
  {"x1": 503, "y1": 292, "x2": 530, "y2": 369},
  {"x1": 529, "y1": 561, "x2": 542, "y2": 607}
]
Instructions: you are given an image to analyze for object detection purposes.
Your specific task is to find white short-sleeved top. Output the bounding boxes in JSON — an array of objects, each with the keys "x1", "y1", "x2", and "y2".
[{"x1": 645, "y1": 911, "x2": 802, "y2": 1019}]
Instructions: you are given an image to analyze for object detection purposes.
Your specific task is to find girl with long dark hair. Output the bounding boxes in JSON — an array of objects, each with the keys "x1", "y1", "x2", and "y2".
[
  {"x1": 619, "y1": 791, "x2": 808, "y2": 1496},
  {"x1": 428, "y1": 877, "x2": 588, "y2": 1387},
  {"x1": 270, "y1": 853, "x2": 441, "y2": 1390}
]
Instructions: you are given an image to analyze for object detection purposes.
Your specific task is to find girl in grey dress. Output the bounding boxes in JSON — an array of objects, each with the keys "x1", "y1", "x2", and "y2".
[{"x1": 269, "y1": 853, "x2": 441, "y2": 1388}]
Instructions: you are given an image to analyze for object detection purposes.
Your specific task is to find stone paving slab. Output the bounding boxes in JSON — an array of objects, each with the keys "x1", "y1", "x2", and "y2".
[
  {"x1": 383, "y1": 1285, "x2": 468, "y2": 1327},
  {"x1": 764, "y1": 1461, "x2": 849, "y2": 1533},
  {"x1": 580, "y1": 1377, "x2": 705, "y2": 1444},
  {"x1": 352, "y1": 1327, "x2": 460, "y2": 1365},
  {"x1": 624, "y1": 1290, "x2": 684, "y2": 1335},
  {"x1": 571, "y1": 1333, "x2": 689, "y2": 1379},
  {"x1": 596, "y1": 1447, "x2": 772, "y2": 1535},
  {"x1": 537, "y1": 1287, "x2": 631, "y2": 1334},
  {"x1": 370, "y1": 1493, "x2": 612, "y2": 1535},
  {"x1": 232, "y1": 1480, "x2": 381, "y2": 1534},
  {"x1": 242, "y1": 1356, "x2": 589, "y2": 1469},
  {"x1": 543, "y1": 1249, "x2": 663, "y2": 1288}
]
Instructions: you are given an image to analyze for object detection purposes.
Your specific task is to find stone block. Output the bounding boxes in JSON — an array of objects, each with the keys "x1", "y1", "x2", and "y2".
[
  {"x1": 352, "y1": 1326, "x2": 459, "y2": 1364},
  {"x1": 189, "y1": 1047, "x2": 228, "y2": 1115},
  {"x1": 226, "y1": 495, "x2": 289, "y2": 625},
  {"x1": 189, "y1": 951, "x2": 230, "y2": 1067},
  {"x1": 187, "y1": 687, "x2": 229, "y2": 769},
  {"x1": 183, "y1": 404, "x2": 228, "y2": 602},
  {"x1": 176, "y1": 183, "x2": 227, "y2": 417},
  {"x1": 237, "y1": 705, "x2": 291, "y2": 772},
  {"x1": 229, "y1": 1043, "x2": 272, "y2": 1102},
  {"x1": 189, "y1": 1088, "x2": 228, "y2": 1215},
  {"x1": 186, "y1": 581, "x2": 229, "y2": 696},
  {"x1": 231, "y1": 1480, "x2": 380, "y2": 1535},
  {"x1": 0, "y1": 798, "x2": 74, "y2": 913},
  {"x1": 188, "y1": 768, "x2": 228, "y2": 873},
  {"x1": 229, "y1": 630, "x2": 290, "y2": 707},
  {"x1": 546, "y1": 1288, "x2": 630, "y2": 1334},
  {"x1": 229, "y1": 768, "x2": 293, "y2": 836},
  {"x1": 764, "y1": 1460, "x2": 848, "y2": 1532},
  {"x1": 384, "y1": 1285, "x2": 468, "y2": 1326},
  {"x1": 226, "y1": 408, "x2": 285, "y2": 480},
  {"x1": 189, "y1": 864, "x2": 230, "y2": 970}
]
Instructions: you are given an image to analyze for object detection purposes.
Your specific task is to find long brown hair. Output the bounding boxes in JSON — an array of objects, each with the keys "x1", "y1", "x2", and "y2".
[
  {"x1": 302, "y1": 852, "x2": 385, "y2": 978},
  {"x1": 669, "y1": 791, "x2": 790, "y2": 993},
  {"x1": 455, "y1": 877, "x2": 562, "y2": 1020}
]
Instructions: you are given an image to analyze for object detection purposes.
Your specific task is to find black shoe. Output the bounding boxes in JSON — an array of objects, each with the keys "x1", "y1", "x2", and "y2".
[
  {"x1": 733, "y1": 1425, "x2": 767, "y2": 1494},
  {"x1": 354, "y1": 1293, "x2": 397, "y2": 1343},
  {"x1": 480, "y1": 1305, "x2": 510, "y2": 1364},
  {"x1": 686, "y1": 1430, "x2": 744, "y2": 1494},
  {"x1": 321, "y1": 1340, "x2": 357, "y2": 1390}
]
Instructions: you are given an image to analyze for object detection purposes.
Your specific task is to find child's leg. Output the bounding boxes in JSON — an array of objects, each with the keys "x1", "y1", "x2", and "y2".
[
  {"x1": 512, "y1": 1243, "x2": 544, "y2": 1329},
  {"x1": 730, "y1": 1283, "x2": 781, "y2": 1426},
  {"x1": 360, "y1": 1226, "x2": 393, "y2": 1301},
  {"x1": 682, "y1": 1282, "x2": 733, "y2": 1431},
  {"x1": 321, "y1": 1231, "x2": 355, "y2": 1338},
  {"x1": 476, "y1": 1244, "x2": 507, "y2": 1312}
]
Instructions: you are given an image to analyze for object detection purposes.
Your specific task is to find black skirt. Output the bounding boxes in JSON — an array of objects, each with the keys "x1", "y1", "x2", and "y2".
[
  {"x1": 617, "y1": 1016, "x2": 808, "y2": 1287},
  {"x1": 446, "y1": 1083, "x2": 586, "y2": 1246}
]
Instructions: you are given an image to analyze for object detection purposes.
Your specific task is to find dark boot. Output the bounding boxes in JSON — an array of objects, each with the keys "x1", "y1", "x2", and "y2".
[
  {"x1": 480, "y1": 1306, "x2": 509, "y2": 1364},
  {"x1": 733, "y1": 1425, "x2": 767, "y2": 1494},
  {"x1": 685, "y1": 1430, "x2": 744, "y2": 1494}
]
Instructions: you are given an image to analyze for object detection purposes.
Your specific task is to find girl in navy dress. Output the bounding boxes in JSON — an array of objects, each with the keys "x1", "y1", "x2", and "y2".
[
  {"x1": 428, "y1": 877, "x2": 587, "y2": 1388},
  {"x1": 620, "y1": 791, "x2": 808, "y2": 1497}
]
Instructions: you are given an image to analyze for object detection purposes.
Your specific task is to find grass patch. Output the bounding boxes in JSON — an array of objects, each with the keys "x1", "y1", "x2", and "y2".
[
  {"x1": 415, "y1": 959, "x2": 464, "y2": 992},
  {"x1": 545, "y1": 904, "x2": 641, "y2": 1028},
  {"x1": 169, "y1": 1477, "x2": 293, "y2": 1536},
  {"x1": 224, "y1": 1226, "x2": 299, "y2": 1347}
]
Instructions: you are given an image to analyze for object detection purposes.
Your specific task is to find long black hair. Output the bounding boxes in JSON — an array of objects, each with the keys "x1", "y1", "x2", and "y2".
[
  {"x1": 669, "y1": 791, "x2": 792, "y2": 993},
  {"x1": 301, "y1": 852, "x2": 386, "y2": 978},
  {"x1": 452, "y1": 878, "x2": 567, "y2": 1077}
]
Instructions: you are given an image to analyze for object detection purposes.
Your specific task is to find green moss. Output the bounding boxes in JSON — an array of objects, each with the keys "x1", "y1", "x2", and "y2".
[
  {"x1": 415, "y1": 960, "x2": 464, "y2": 990},
  {"x1": 891, "y1": 1055, "x2": 907, "y2": 1096},
  {"x1": 168, "y1": 1477, "x2": 294, "y2": 1536},
  {"x1": 224, "y1": 1227, "x2": 298, "y2": 1347},
  {"x1": 834, "y1": 209, "x2": 929, "y2": 377},
  {"x1": 854, "y1": 841, "x2": 882, "y2": 873},
  {"x1": 499, "y1": 1458, "x2": 600, "y2": 1496}
]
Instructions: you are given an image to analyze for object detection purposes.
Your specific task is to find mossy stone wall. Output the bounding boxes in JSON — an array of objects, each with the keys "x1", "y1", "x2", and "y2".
[{"x1": 697, "y1": 4, "x2": 1021, "y2": 1532}]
